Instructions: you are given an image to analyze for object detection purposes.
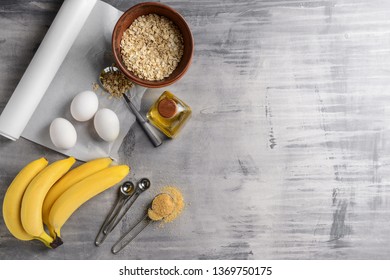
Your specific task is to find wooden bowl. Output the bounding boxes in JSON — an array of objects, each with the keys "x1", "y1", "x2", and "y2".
[{"x1": 112, "y1": 2, "x2": 194, "y2": 88}]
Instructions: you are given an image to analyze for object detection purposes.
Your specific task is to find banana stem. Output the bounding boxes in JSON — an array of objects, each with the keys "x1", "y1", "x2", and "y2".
[
  {"x1": 36, "y1": 232, "x2": 63, "y2": 249},
  {"x1": 50, "y1": 236, "x2": 63, "y2": 249}
]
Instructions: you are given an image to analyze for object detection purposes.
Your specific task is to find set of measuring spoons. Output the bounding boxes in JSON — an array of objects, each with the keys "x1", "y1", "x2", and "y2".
[{"x1": 95, "y1": 178, "x2": 151, "y2": 252}]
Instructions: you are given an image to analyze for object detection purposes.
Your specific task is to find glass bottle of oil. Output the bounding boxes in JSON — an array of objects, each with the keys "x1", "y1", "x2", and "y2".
[{"x1": 147, "y1": 91, "x2": 191, "y2": 138}]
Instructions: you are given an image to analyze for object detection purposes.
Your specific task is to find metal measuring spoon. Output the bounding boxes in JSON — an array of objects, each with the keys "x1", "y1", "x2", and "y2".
[
  {"x1": 98, "y1": 66, "x2": 163, "y2": 147},
  {"x1": 111, "y1": 193, "x2": 174, "y2": 254},
  {"x1": 111, "y1": 213, "x2": 152, "y2": 254},
  {"x1": 95, "y1": 181, "x2": 135, "y2": 246},
  {"x1": 103, "y1": 178, "x2": 151, "y2": 235}
]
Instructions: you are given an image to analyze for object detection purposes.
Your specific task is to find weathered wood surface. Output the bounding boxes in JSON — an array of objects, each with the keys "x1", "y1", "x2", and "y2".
[{"x1": 1, "y1": 0, "x2": 390, "y2": 259}]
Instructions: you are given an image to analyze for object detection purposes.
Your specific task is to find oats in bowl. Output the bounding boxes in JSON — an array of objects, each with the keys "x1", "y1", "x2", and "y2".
[{"x1": 120, "y1": 14, "x2": 184, "y2": 81}]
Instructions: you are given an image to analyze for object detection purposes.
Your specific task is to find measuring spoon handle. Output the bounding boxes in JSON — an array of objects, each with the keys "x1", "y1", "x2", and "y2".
[
  {"x1": 111, "y1": 214, "x2": 152, "y2": 254},
  {"x1": 95, "y1": 195, "x2": 127, "y2": 246},
  {"x1": 104, "y1": 192, "x2": 141, "y2": 234}
]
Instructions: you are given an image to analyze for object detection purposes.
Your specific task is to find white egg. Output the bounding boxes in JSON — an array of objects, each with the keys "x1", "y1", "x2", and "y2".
[
  {"x1": 49, "y1": 118, "x2": 77, "y2": 149},
  {"x1": 94, "y1": 108, "x2": 120, "y2": 142},
  {"x1": 70, "y1": 90, "x2": 99, "y2": 122}
]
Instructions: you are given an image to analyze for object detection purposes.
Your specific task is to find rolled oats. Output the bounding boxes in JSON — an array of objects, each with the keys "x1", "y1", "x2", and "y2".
[
  {"x1": 100, "y1": 70, "x2": 133, "y2": 98},
  {"x1": 120, "y1": 14, "x2": 184, "y2": 81}
]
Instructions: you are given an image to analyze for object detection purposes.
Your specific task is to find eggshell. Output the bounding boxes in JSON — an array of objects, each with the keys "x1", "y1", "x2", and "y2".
[
  {"x1": 49, "y1": 118, "x2": 77, "y2": 149},
  {"x1": 94, "y1": 108, "x2": 120, "y2": 142},
  {"x1": 70, "y1": 90, "x2": 99, "y2": 122}
]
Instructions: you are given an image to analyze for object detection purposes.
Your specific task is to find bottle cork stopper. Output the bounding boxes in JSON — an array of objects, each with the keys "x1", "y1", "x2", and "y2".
[{"x1": 158, "y1": 98, "x2": 177, "y2": 118}]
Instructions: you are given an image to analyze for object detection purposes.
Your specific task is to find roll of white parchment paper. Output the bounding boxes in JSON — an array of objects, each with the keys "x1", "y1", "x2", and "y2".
[{"x1": 0, "y1": 0, "x2": 97, "y2": 140}]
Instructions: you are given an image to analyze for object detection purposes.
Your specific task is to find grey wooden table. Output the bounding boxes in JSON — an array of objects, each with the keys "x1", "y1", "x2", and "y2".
[{"x1": 1, "y1": 0, "x2": 390, "y2": 260}]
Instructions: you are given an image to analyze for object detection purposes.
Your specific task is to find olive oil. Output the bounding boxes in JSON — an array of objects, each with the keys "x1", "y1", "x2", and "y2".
[{"x1": 147, "y1": 91, "x2": 191, "y2": 138}]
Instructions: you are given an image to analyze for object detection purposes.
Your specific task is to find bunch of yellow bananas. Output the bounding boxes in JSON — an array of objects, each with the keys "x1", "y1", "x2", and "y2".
[{"x1": 2, "y1": 157, "x2": 129, "y2": 249}]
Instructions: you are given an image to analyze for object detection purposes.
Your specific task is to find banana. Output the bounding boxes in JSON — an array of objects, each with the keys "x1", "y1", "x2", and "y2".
[
  {"x1": 2, "y1": 157, "x2": 49, "y2": 241},
  {"x1": 42, "y1": 157, "x2": 112, "y2": 227},
  {"x1": 21, "y1": 157, "x2": 76, "y2": 248},
  {"x1": 48, "y1": 165, "x2": 129, "y2": 238}
]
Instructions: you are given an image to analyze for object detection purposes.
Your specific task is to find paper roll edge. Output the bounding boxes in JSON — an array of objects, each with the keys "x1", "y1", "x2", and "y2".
[{"x1": 0, "y1": 129, "x2": 18, "y2": 141}]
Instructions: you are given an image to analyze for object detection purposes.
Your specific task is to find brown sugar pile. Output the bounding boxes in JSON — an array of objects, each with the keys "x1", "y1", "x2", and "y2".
[
  {"x1": 148, "y1": 186, "x2": 184, "y2": 223},
  {"x1": 148, "y1": 193, "x2": 175, "y2": 221}
]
